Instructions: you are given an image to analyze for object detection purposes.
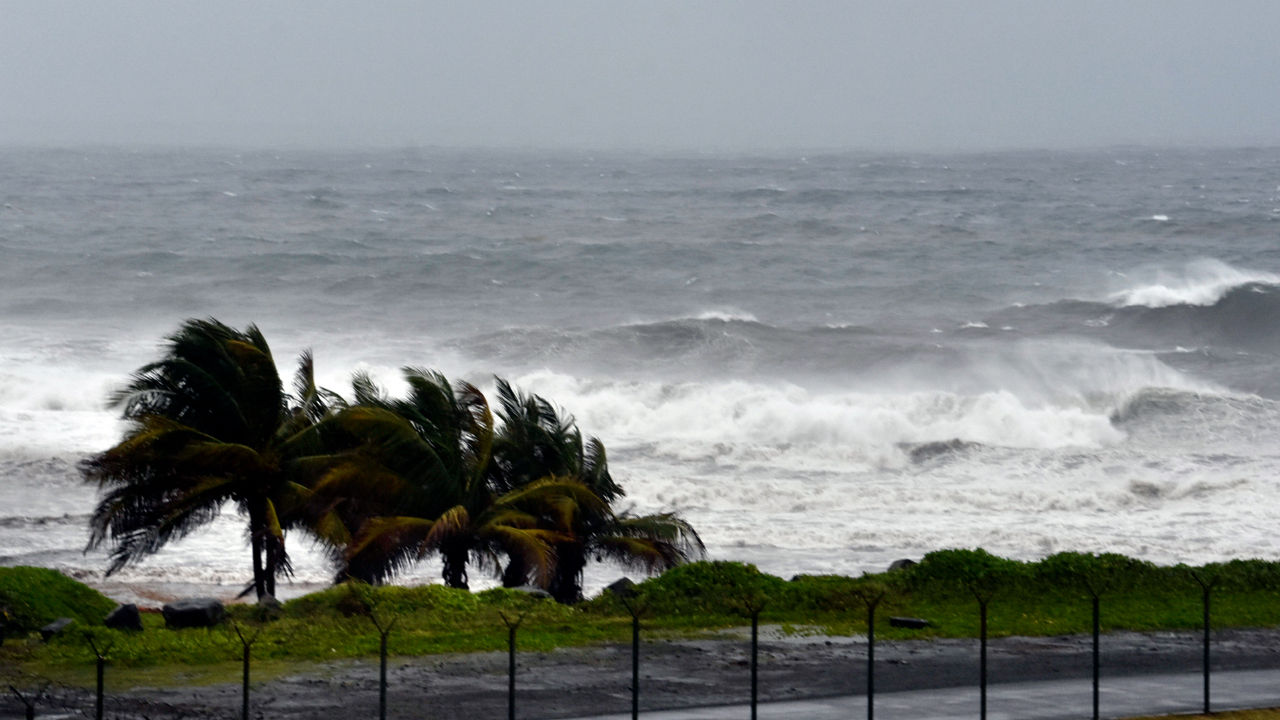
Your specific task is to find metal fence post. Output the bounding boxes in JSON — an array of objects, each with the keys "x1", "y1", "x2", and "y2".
[
  {"x1": 1091, "y1": 594, "x2": 1100, "y2": 720},
  {"x1": 380, "y1": 630, "x2": 389, "y2": 720},
  {"x1": 631, "y1": 612, "x2": 640, "y2": 720},
  {"x1": 8, "y1": 686, "x2": 45, "y2": 720},
  {"x1": 84, "y1": 634, "x2": 112, "y2": 720},
  {"x1": 1190, "y1": 570, "x2": 1217, "y2": 715},
  {"x1": 979, "y1": 598, "x2": 988, "y2": 720},
  {"x1": 853, "y1": 588, "x2": 886, "y2": 720},
  {"x1": 1201, "y1": 585, "x2": 1209, "y2": 713},
  {"x1": 498, "y1": 610, "x2": 527, "y2": 720},
  {"x1": 231, "y1": 623, "x2": 261, "y2": 720},
  {"x1": 619, "y1": 593, "x2": 647, "y2": 720},
  {"x1": 508, "y1": 623, "x2": 517, "y2": 720},
  {"x1": 241, "y1": 642, "x2": 250, "y2": 720},
  {"x1": 750, "y1": 608, "x2": 760, "y2": 720}
]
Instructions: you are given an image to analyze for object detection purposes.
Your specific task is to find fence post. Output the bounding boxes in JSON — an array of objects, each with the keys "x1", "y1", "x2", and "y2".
[
  {"x1": 1091, "y1": 594, "x2": 1099, "y2": 720},
  {"x1": 620, "y1": 594, "x2": 646, "y2": 720},
  {"x1": 231, "y1": 622, "x2": 262, "y2": 720},
  {"x1": 380, "y1": 630, "x2": 389, "y2": 720},
  {"x1": 751, "y1": 607, "x2": 760, "y2": 720},
  {"x1": 979, "y1": 597, "x2": 989, "y2": 720},
  {"x1": 498, "y1": 610, "x2": 527, "y2": 720},
  {"x1": 965, "y1": 586, "x2": 995, "y2": 720},
  {"x1": 852, "y1": 587, "x2": 886, "y2": 720},
  {"x1": 84, "y1": 634, "x2": 113, "y2": 720},
  {"x1": 368, "y1": 611, "x2": 399, "y2": 720},
  {"x1": 1189, "y1": 570, "x2": 1217, "y2": 714},
  {"x1": 508, "y1": 623, "x2": 517, "y2": 720},
  {"x1": 8, "y1": 684, "x2": 49, "y2": 720},
  {"x1": 740, "y1": 596, "x2": 768, "y2": 720}
]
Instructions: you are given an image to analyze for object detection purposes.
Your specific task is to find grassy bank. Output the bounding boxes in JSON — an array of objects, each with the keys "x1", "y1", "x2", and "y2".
[{"x1": 5, "y1": 549, "x2": 1280, "y2": 684}]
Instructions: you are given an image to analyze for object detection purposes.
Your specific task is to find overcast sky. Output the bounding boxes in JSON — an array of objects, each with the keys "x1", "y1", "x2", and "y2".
[{"x1": 3, "y1": 1, "x2": 1279, "y2": 151}]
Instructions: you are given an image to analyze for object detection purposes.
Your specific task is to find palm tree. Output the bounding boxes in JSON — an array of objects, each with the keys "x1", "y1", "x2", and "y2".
[
  {"x1": 491, "y1": 380, "x2": 705, "y2": 602},
  {"x1": 81, "y1": 318, "x2": 331, "y2": 599},
  {"x1": 307, "y1": 369, "x2": 573, "y2": 588}
]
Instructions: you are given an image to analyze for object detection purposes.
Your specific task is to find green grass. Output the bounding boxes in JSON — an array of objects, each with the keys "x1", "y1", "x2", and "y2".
[
  {"x1": 0, "y1": 566, "x2": 116, "y2": 633},
  {"x1": 6, "y1": 549, "x2": 1280, "y2": 688}
]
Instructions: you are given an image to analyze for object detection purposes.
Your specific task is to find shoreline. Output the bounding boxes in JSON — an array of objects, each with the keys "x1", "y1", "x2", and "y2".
[{"x1": 9, "y1": 626, "x2": 1280, "y2": 719}]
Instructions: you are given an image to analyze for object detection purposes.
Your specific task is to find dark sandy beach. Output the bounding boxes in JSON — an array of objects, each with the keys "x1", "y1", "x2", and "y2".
[{"x1": 7, "y1": 627, "x2": 1280, "y2": 719}]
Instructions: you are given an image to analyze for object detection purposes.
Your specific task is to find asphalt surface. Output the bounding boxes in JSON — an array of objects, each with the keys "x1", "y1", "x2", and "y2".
[{"x1": 560, "y1": 668, "x2": 1280, "y2": 719}]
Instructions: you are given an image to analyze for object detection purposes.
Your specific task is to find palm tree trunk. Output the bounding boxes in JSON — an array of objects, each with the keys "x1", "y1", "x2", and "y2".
[
  {"x1": 501, "y1": 557, "x2": 529, "y2": 588},
  {"x1": 549, "y1": 542, "x2": 586, "y2": 604},
  {"x1": 250, "y1": 531, "x2": 266, "y2": 600},
  {"x1": 248, "y1": 500, "x2": 267, "y2": 600},
  {"x1": 441, "y1": 544, "x2": 470, "y2": 589},
  {"x1": 265, "y1": 543, "x2": 277, "y2": 597}
]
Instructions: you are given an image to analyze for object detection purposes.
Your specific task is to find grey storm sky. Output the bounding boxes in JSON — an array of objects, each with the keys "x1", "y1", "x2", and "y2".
[{"x1": 3, "y1": 1, "x2": 1279, "y2": 151}]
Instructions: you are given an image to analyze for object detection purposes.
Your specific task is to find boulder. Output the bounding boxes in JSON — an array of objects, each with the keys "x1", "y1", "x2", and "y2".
[
  {"x1": 887, "y1": 558, "x2": 918, "y2": 573},
  {"x1": 162, "y1": 598, "x2": 226, "y2": 629},
  {"x1": 255, "y1": 594, "x2": 284, "y2": 621},
  {"x1": 605, "y1": 577, "x2": 638, "y2": 598},
  {"x1": 510, "y1": 585, "x2": 552, "y2": 599},
  {"x1": 39, "y1": 617, "x2": 74, "y2": 641},
  {"x1": 105, "y1": 603, "x2": 143, "y2": 631}
]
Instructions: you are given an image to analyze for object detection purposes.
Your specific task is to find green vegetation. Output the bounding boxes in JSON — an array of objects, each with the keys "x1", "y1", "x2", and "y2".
[
  {"x1": 7, "y1": 549, "x2": 1280, "y2": 685},
  {"x1": 0, "y1": 567, "x2": 116, "y2": 633},
  {"x1": 81, "y1": 318, "x2": 703, "y2": 604},
  {"x1": 81, "y1": 320, "x2": 333, "y2": 600}
]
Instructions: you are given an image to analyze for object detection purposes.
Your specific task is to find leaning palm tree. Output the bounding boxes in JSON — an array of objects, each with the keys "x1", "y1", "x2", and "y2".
[
  {"x1": 308, "y1": 369, "x2": 573, "y2": 588},
  {"x1": 81, "y1": 318, "x2": 332, "y2": 599},
  {"x1": 491, "y1": 379, "x2": 705, "y2": 602}
]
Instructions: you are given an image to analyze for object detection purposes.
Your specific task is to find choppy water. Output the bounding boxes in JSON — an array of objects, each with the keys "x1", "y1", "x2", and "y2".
[{"x1": 3, "y1": 146, "x2": 1280, "y2": 602}]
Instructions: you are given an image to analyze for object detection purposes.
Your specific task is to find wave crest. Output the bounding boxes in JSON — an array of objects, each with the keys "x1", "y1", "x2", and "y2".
[{"x1": 1108, "y1": 259, "x2": 1280, "y2": 308}]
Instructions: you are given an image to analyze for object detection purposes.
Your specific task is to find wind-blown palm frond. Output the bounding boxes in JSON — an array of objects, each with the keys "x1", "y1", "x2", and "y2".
[
  {"x1": 309, "y1": 369, "x2": 543, "y2": 588},
  {"x1": 81, "y1": 318, "x2": 333, "y2": 600}
]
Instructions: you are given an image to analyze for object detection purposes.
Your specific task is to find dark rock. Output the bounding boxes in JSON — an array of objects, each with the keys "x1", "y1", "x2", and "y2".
[
  {"x1": 889, "y1": 616, "x2": 930, "y2": 629},
  {"x1": 887, "y1": 558, "x2": 918, "y2": 572},
  {"x1": 605, "y1": 577, "x2": 638, "y2": 598},
  {"x1": 39, "y1": 617, "x2": 74, "y2": 641},
  {"x1": 906, "y1": 438, "x2": 978, "y2": 463},
  {"x1": 162, "y1": 598, "x2": 226, "y2": 629},
  {"x1": 105, "y1": 603, "x2": 143, "y2": 631}
]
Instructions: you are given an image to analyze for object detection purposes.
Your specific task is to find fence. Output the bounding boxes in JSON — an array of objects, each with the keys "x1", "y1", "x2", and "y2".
[{"x1": 0, "y1": 576, "x2": 1264, "y2": 720}]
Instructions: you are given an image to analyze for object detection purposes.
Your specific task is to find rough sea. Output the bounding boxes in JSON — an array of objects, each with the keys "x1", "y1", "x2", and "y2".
[{"x1": 3, "y1": 146, "x2": 1279, "y2": 604}]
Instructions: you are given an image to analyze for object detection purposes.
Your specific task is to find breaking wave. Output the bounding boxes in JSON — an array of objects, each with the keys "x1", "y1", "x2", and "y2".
[{"x1": 1108, "y1": 259, "x2": 1280, "y2": 308}]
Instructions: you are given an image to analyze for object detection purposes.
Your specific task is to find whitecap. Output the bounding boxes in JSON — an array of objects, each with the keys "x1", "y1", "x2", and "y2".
[
  {"x1": 692, "y1": 309, "x2": 759, "y2": 323},
  {"x1": 1108, "y1": 258, "x2": 1280, "y2": 308}
]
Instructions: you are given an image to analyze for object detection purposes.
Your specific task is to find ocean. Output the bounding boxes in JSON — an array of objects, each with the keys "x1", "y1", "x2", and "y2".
[{"x1": 2, "y1": 145, "x2": 1279, "y2": 604}]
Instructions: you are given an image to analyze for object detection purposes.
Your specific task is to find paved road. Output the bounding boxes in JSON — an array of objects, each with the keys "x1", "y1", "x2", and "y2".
[{"x1": 559, "y1": 668, "x2": 1280, "y2": 719}]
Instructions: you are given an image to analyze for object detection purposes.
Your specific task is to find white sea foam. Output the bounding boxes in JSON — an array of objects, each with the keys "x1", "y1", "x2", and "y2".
[
  {"x1": 1108, "y1": 258, "x2": 1280, "y2": 308},
  {"x1": 691, "y1": 309, "x2": 760, "y2": 323},
  {"x1": 6, "y1": 147, "x2": 1280, "y2": 601}
]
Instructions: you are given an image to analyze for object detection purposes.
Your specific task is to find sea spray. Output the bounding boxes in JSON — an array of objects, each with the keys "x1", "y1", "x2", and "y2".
[{"x1": 4, "y1": 147, "x2": 1280, "y2": 601}]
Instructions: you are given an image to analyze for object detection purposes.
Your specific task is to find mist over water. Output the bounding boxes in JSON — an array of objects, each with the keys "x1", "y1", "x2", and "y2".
[{"x1": 3, "y1": 146, "x2": 1280, "y2": 602}]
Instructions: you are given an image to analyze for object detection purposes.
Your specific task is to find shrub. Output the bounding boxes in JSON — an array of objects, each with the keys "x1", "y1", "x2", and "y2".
[
  {"x1": 637, "y1": 561, "x2": 786, "y2": 616},
  {"x1": 905, "y1": 548, "x2": 1028, "y2": 596}
]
